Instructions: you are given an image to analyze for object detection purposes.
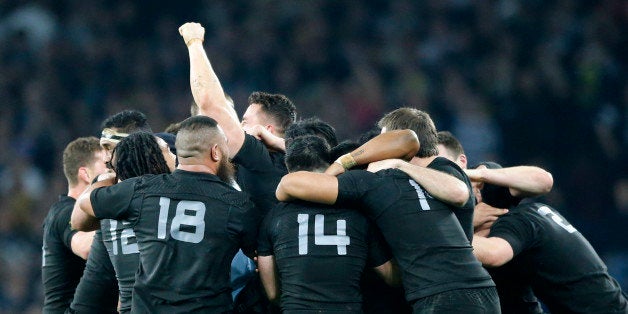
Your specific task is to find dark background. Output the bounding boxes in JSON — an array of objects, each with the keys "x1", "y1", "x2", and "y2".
[{"x1": 0, "y1": 0, "x2": 625, "y2": 312}]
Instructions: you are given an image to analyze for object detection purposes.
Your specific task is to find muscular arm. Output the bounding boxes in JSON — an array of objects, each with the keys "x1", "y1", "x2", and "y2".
[
  {"x1": 471, "y1": 235, "x2": 514, "y2": 267},
  {"x1": 465, "y1": 166, "x2": 553, "y2": 198},
  {"x1": 180, "y1": 22, "x2": 244, "y2": 157},
  {"x1": 70, "y1": 231, "x2": 95, "y2": 260},
  {"x1": 368, "y1": 159, "x2": 470, "y2": 207},
  {"x1": 325, "y1": 129, "x2": 420, "y2": 175},
  {"x1": 257, "y1": 255, "x2": 280, "y2": 303},
  {"x1": 276, "y1": 171, "x2": 339, "y2": 204},
  {"x1": 70, "y1": 176, "x2": 116, "y2": 231}
]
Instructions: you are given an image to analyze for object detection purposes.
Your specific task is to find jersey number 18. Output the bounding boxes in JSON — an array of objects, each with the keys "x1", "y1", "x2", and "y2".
[{"x1": 157, "y1": 197, "x2": 206, "y2": 243}]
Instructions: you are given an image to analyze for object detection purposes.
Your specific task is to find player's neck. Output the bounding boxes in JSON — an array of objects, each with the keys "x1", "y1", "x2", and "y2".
[
  {"x1": 409, "y1": 155, "x2": 437, "y2": 167},
  {"x1": 67, "y1": 183, "x2": 88, "y2": 199},
  {"x1": 177, "y1": 164, "x2": 217, "y2": 175}
]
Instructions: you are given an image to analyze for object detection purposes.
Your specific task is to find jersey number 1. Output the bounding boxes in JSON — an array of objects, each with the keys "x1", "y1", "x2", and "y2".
[
  {"x1": 157, "y1": 197, "x2": 206, "y2": 243},
  {"x1": 297, "y1": 214, "x2": 350, "y2": 255}
]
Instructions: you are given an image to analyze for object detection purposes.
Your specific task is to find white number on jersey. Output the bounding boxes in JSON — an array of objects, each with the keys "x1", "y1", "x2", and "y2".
[
  {"x1": 297, "y1": 214, "x2": 350, "y2": 255},
  {"x1": 158, "y1": 197, "x2": 206, "y2": 243},
  {"x1": 537, "y1": 206, "x2": 577, "y2": 233},
  {"x1": 409, "y1": 179, "x2": 431, "y2": 210},
  {"x1": 109, "y1": 220, "x2": 139, "y2": 255}
]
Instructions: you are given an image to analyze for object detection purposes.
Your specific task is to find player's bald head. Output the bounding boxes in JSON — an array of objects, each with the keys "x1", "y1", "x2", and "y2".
[{"x1": 175, "y1": 116, "x2": 226, "y2": 160}]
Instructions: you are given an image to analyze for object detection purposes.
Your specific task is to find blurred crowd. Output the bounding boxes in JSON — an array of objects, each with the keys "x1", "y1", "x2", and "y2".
[{"x1": 0, "y1": 0, "x2": 625, "y2": 312}]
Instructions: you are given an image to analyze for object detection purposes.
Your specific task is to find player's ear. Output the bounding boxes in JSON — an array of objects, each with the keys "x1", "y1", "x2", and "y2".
[
  {"x1": 458, "y1": 154, "x2": 467, "y2": 169},
  {"x1": 210, "y1": 144, "x2": 221, "y2": 162},
  {"x1": 77, "y1": 167, "x2": 90, "y2": 185},
  {"x1": 265, "y1": 124, "x2": 274, "y2": 135}
]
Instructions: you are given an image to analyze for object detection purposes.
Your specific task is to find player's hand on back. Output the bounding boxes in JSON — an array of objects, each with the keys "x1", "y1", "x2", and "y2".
[{"x1": 473, "y1": 202, "x2": 508, "y2": 230}]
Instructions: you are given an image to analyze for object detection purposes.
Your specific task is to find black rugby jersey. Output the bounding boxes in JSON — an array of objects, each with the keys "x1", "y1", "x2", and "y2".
[
  {"x1": 336, "y1": 169, "x2": 494, "y2": 303},
  {"x1": 258, "y1": 200, "x2": 391, "y2": 313},
  {"x1": 42, "y1": 195, "x2": 85, "y2": 313},
  {"x1": 489, "y1": 202, "x2": 628, "y2": 313},
  {"x1": 92, "y1": 170, "x2": 259, "y2": 313}
]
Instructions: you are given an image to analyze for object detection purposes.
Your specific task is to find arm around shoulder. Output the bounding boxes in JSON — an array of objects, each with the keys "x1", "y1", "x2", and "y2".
[{"x1": 276, "y1": 171, "x2": 338, "y2": 204}]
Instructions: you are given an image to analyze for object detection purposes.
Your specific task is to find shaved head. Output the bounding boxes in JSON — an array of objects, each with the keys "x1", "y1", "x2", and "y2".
[{"x1": 176, "y1": 116, "x2": 227, "y2": 161}]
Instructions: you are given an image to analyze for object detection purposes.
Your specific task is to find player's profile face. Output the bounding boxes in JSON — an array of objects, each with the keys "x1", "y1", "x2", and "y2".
[
  {"x1": 241, "y1": 103, "x2": 265, "y2": 130},
  {"x1": 156, "y1": 137, "x2": 176, "y2": 172}
]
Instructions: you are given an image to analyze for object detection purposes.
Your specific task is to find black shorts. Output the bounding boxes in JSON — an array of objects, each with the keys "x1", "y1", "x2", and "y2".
[{"x1": 411, "y1": 287, "x2": 501, "y2": 314}]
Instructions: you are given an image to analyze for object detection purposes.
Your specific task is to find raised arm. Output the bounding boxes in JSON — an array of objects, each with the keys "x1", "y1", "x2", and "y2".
[
  {"x1": 325, "y1": 129, "x2": 419, "y2": 176},
  {"x1": 367, "y1": 159, "x2": 470, "y2": 208},
  {"x1": 276, "y1": 171, "x2": 339, "y2": 204},
  {"x1": 179, "y1": 22, "x2": 244, "y2": 157},
  {"x1": 465, "y1": 165, "x2": 553, "y2": 198},
  {"x1": 471, "y1": 235, "x2": 514, "y2": 267}
]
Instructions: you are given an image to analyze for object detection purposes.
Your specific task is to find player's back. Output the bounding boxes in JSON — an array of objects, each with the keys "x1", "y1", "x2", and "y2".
[
  {"x1": 493, "y1": 202, "x2": 628, "y2": 313},
  {"x1": 259, "y1": 200, "x2": 386, "y2": 313},
  {"x1": 112, "y1": 170, "x2": 259, "y2": 312}
]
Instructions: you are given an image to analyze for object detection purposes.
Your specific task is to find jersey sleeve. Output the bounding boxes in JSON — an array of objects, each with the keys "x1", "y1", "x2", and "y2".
[
  {"x1": 232, "y1": 134, "x2": 274, "y2": 171},
  {"x1": 227, "y1": 195, "x2": 261, "y2": 257},
  {"x1": 366, "y1": 223, "x2": 392, "y2": 268},
  {"x1": 256, "y1": 208, "x2": 275, "y2": 256},
  {"x1": 91, "y1": 178, "x2": 137, "y2": 221},
  {"x1": 335, "y1": 170, "x2": 378, "y2": 207},
  {"x1": 52, "y1": 204, "x2": 79, "y2": 249},
  {"x1": 489, "y1": 212, "x2": 540, "y2": 256}
]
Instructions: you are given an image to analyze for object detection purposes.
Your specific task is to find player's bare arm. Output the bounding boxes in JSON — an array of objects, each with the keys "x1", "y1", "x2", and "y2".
[
  {"x1": 180, "y1": 22, "x2": 244, "y2": 157},
  {"x1": 70, "y1": 231, "x2": 95, "y2": 260},
  {"x1": 70, "y1": 174, "x2": 116, "y2": 231},
  {"x1": 471, "y1": 235, "x2": 514, "y2": 267},
  {"x1": 276, "y1": 171, "x2": 338, "y2": 204},
  {"x1": 368, "y1": 159, "x2": 470, "y2": 208},
  {"x1": 466, "y1": 165, "x2": 553, "y2": 198},
  {"x1": 246, "y1": 124, "x2": 286, "y2": 152},
  {"x1": 257, "y1": 255, "x2": 280, "y2": 303},
  {"x1": 325, "y1": 129, "x2": 420, "y2": 176}
]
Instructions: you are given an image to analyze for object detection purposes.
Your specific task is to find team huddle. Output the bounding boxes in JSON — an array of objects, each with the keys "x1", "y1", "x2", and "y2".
[{"x1": 41, "y1": 22, "x2": 628, "y2": 314}]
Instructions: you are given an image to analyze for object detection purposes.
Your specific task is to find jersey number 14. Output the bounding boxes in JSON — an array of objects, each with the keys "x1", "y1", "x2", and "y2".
[{"x1": 297, "y1": 214, "x2": 350, "y2": 255}]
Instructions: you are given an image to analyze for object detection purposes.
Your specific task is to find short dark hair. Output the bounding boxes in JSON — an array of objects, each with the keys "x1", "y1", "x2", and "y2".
[
  {"x1": 437, "y1": 131, "x2": 464, "y2": 157},
  {"x1": 328, "y1": 140, "x2": 360, "y2": 163},
  {"x1": 248, "y1": 91, "x2": 296, "y2": 135},
  {"x1": 378, "y1": 107, "x2": 438, "y2": 158},
  {"x1": 113, "y1": 132, "x2": 171, "y2": 181},
  {"x1": 285, "y1": 117, "x2": 338, "y2": 148},
  {"x1": 101, "y1": 110, "x2": 152, "y2": 133},
  {"x1": 285, "y1": 135, "x2": 330, "y2": 172},
  {"x1": 63, "y1": 137, "x2": 102, "y2": 186},
  {"x1": 176, "y1": 115, "x2": 221, "y2": 159}
]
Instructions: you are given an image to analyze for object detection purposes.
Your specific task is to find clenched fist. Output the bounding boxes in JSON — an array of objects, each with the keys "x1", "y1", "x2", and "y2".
[{"x1": 179, "y1": 22, "x2": 205, "y2": 47}]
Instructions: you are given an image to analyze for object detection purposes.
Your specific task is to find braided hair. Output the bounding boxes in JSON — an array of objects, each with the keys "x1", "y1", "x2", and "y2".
[{"x1": 113, "y1": 132, "x2": 171, "y2": 181}]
